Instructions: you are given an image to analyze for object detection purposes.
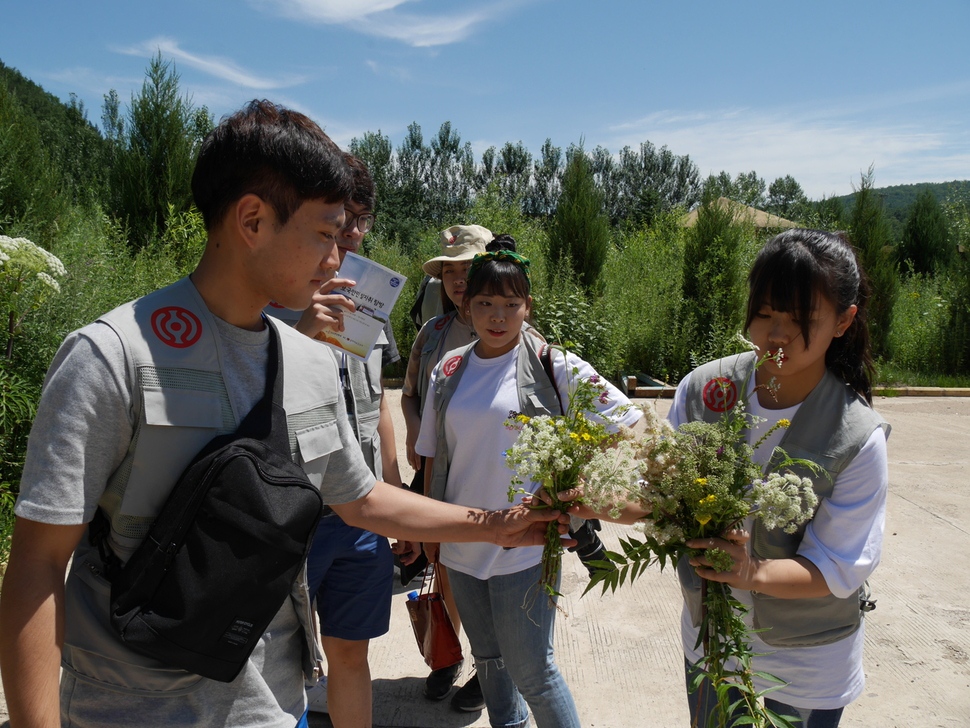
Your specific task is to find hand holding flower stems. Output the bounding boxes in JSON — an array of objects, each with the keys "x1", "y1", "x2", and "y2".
[{"x1": 504, "y1": 358, "x2": 638, "y2": 602}]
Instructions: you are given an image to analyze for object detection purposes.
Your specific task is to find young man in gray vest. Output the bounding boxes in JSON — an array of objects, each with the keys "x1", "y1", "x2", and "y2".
[{"x1": 0, "y1": 100, "x2": 567, "y2": 728}]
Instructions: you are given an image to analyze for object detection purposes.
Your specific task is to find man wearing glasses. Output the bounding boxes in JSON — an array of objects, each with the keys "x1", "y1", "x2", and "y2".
[{"x1": 267, "y1": 153, "x2": 407, "y2": 727}]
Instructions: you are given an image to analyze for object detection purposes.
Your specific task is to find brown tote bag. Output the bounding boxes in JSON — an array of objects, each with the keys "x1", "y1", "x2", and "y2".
[{"x1": 405, "y1": 559, "x2": 463, "y2": 670}]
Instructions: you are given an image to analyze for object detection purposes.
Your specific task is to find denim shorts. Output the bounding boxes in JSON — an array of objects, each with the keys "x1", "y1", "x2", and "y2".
[{"x1": 305, "y1": 513, "x2": 393, "y2": 641}]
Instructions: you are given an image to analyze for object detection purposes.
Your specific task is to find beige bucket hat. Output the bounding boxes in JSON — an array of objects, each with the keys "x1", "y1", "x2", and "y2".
[{"x1": 422, "y1": 224, "x2": 492, "y2": 277}]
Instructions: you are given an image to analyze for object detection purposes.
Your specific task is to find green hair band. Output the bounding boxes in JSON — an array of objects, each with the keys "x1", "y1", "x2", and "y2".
[{"x1": 468, "y1": 250, "x2": 532, "y2": 286}]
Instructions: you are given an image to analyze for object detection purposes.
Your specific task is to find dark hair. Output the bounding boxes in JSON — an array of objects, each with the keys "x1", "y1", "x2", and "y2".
[
  {"x1": 191, "y1": 99, "x2": 353, "y2": 230},
  {"x1": 486, "y1": 234, "x2": 517, "y2": 252},
  {"x1": 745, "y1": 228, "x2": 875, "y2": 402},
  {"x1": 343, "y1": 152, "x2": 376, "y2": 211},
  {"x1": 464, "y1": 259, "x2": 531, "y2": 304}
]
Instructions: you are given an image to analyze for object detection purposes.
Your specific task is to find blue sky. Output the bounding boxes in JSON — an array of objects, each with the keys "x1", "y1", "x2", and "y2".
[{"x1": 3, "y1": 0, "x2": 968, "y2": 200}]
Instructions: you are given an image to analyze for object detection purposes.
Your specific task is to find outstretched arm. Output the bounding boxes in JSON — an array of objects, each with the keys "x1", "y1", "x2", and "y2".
[
  {"x1": 331, "y1": 480, "x2": 571, "y2": 548},
  {"x1": 0, "y1": 517, "x2": 87, "y2": 727}
]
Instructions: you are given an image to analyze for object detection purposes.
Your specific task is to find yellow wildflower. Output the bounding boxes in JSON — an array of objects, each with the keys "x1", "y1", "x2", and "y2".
[
  {"x1": 696, "y1": 514, "x2": 712, "y2": 526},
  {"x1": 695, "y1": 477, "x2": 708, "y2": 486},
  {"x1": 778, "y1": 418, "x2": 791, "y2": 428}
]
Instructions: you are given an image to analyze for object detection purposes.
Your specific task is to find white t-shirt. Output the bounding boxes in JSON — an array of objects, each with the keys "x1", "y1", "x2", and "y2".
[
  {"x1": 670, "y1": 370, "x2": 888, "y2": 709},
  {"x1": 415, "y1": 343, "x2": 641, "y2": 580}
]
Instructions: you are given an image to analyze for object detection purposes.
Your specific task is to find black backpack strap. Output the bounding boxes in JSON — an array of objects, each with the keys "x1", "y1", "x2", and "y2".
[
  {"x1": 237, "y1": 318, "x2": 288, "y2": 456},
  {"x1": 539, "y1": 344, "x2": 565, "y2": 415}
]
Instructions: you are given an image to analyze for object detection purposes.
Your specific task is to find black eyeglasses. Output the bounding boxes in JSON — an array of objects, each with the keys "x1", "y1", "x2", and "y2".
[{"x1": 344, "y1": 209, "x2": 375, "y2": 234}]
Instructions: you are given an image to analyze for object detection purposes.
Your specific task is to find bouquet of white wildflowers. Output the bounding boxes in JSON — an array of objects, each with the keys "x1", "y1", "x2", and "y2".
[
  {"x1": 505, "y1": 361, "x2": 638, "y2": 600},
  {"x1": 583, "y1": 340, "x2": 821, "y2": 728}
]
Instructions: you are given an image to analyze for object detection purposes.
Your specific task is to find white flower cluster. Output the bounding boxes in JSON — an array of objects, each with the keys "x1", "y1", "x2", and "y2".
[
  {"x1": 505, "y1": 415, "x2": 572, "y2": 485},
  {"x1": 750, "y1": 472, "x2": 819, "y2": 534},
  {"x1": 630, "y1": 404, "x2": 681, "y2": 493},
  {"x1": 581, "y1": 436, "x2": 641, "y2": 518},
  {"x1": 632, "y1": 517, "x2": 685, "y2": 546},
  {"x1": 0, "y1": 235, "x2": 66, "y2": 288}
]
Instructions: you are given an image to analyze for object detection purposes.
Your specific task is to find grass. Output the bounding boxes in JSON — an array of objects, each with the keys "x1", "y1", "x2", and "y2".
[{"x1": 876, "y1": 362, "x2": 970, "y2": 389}]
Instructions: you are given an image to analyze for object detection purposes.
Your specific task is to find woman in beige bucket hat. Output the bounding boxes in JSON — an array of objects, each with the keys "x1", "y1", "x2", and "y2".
[{"x1": 400, "y1": 224, "x2": 492, "y2": 707}]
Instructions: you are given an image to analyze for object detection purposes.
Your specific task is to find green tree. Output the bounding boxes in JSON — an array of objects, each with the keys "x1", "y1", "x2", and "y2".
[
  {"x1": 496, "y1": 141, "x2": 532, "y2": 207},
  {"x1": 704, "y1": 171, "x2": 765, "y2": 208},
  {"x1": 427, "y1": 121, "x2": 474, "y2": 224},
  {"x1": 108, "y1": 53, "x2": 204, "y2": 249},
  {"x1": 849, "y1": 167, "x2": 898, "y2": 359},
  {"x1": 679, "y1": 191, "x2": 751, "y2": 368},
  {"x1": 547, "y1": 147, "x2": 610, "y2": 291},
  {"x1": 899, "y1": 189, "x2": 952, "y2": 275},
  {"x1": 940, "y1": 198, "x2": 970, "y2": 373},
  {"x1": 766, "y1": 175, "x2": 808, "y2": 220},
  {"x1": 524, "y1": 138, "x2": 562, "y2": 218},
  {"x1": 803, "y1": 195, "x2": 845, "y2": 231},
  {"x1": 0, "y1": 83, "x2": 68, "y2": 240}
]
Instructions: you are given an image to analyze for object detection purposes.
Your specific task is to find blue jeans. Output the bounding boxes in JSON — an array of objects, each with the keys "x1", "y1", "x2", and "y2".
[
  {"x1": 449, "y1": 563, "x2": 580, "y2": 728},
  {"x1": 685, "y1": 658, "x2": 844, "y2": 728}
]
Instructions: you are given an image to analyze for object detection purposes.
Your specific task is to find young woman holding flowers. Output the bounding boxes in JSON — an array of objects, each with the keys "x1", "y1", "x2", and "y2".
[
  {"x1": 415, "y1": 251, "x2": 641, "y2": 728},
  {"x1": 673, "y1": 229, "x2": 890, "y2": 727},
  {"x1": 581, "y1": 229, "x2": 889, "y2": 727}
]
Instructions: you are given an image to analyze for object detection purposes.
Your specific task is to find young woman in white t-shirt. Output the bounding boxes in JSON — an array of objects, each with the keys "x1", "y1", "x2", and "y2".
[
  {"x1": 416, "y1": 251, "x2": 641, "y2": 728},
  {"x1": 572, "y1": 229, "x2": 889, "y2": 728}
]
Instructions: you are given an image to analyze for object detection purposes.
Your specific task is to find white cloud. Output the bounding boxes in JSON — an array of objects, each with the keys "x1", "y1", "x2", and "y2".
[
  {"x1": 364, "y1": 59, "x2": 412, "y2": 82},
  {"x1": 605, "y1": 103, "x2": 970, "y2": 199},
  {"x1": 115, "y1": 37, "x2": 306, "y2": 90},
  {"x1": 43, "y1": 67, "x2": 142, "y2": 98},
  {"x1": 255, "y1": 0, "x2": 411, "y2": 23},
  {"x1": 256, "y1": 0, "x2": 519, "y2": 47}
]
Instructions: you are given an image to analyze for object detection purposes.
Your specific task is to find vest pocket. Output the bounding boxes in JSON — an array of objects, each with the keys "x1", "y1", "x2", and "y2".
[
  {"x1": 63, "y1": 548, "x2": 204, "y2": 695},
  {"x1": 751, "y1": 590, "x2": 861, "y2": 647},
  {"x1": 119, "y1": 390, "x2": 225, "y2": 518},
  {"x1": 295, "y1": 421, "x2": 341, "y2": 485}
]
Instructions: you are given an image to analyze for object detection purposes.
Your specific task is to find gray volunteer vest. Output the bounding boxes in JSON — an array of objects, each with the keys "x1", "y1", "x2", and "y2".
[
  {"x1": 427, "y1": 333, "x2": 558, "y2": 504},
  {"x1": 265, "y1": 304, "x2": 384, "y2": 478},
  {"x1": 415, "y1": 310, "x2": 463, "y2": 409},
  {"x1": 64, "y1": 278, "x2": 342, "y2": 691},
  {"x1": 678, "y1": 351, "x2": 890, "y2": 647}
]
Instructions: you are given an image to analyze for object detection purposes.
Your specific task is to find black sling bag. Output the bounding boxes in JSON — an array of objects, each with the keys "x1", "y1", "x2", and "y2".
[{"x1": 92, "y1": 322, "x2": 324, "y2": 682}]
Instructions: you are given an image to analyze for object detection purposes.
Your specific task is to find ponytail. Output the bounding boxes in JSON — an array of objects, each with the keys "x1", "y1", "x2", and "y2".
[{"x1": 826, "y1": 252, "x2": 875, "y2": 404}]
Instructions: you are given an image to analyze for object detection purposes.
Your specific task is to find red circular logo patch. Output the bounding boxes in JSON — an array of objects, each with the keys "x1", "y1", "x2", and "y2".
[
  {"x1": 151, "y1": 307, "x2": 203, "y2": 348},
  {"x1": 434, "y1": 317, "x2": 448, "y2": 331},
  {"x1": 702, "y1": 377, "x2": 738, "y2": 413},
  {"x1": 442, "y1": 355, "x2": 462, "y2": 377}
]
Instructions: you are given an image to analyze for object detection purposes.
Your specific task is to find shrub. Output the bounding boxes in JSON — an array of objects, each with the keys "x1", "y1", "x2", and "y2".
[
  {"x1": 849, "y1": 168, "x2": 898, "y2": 360},
  {"x1": 888, "y1": 273, "x2": 951, "y2": 374},
  {"x1": 600, "y1": 212, "x2": 687, "y2": 383},
  {"x1": 547, "y1": 149, "x2": 611, "y2": 292},
  {"x1": 678, "y1": 194, "x2": 755, "y2": 373},
  {"x1": 899, "y1": 190, "x2": 952, "y2": 276},
  {"x1": 532, "y1": 279, "x2": 615, "y2": 376}
]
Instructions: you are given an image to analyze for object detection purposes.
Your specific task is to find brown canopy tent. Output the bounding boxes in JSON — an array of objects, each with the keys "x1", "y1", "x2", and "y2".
[{"x1": 680, "y1": 197, "x2": 798, "y2": 229}]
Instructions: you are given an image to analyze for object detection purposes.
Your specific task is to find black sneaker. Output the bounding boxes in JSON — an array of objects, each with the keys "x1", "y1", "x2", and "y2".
[
  {"x1": 424, "y1": 660, "x2": 462, "y2": 701},
  {"x1": 450, "y1": 672, "x2": 485, "y2": 712}
]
